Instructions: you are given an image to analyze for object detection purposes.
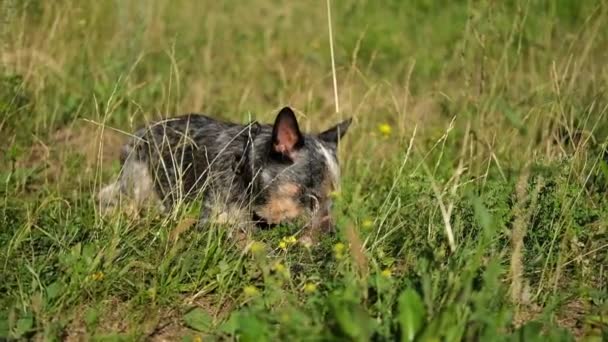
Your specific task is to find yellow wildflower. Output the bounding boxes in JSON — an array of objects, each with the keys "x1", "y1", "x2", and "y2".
[
  {"x1": 329, "y1": 190, "x2": 341, "y2": 199},
  {"x1": 274, "y1": 262, "x2": 286, "y2": 273},
  {"x1": 279, "y1": 235, "x2": 297, "y2": 250},
  {"x1": 381, "y1": 268, "x2": 392, "y2": 278},
  {"x1": 90, "y1": 271, "x2": 104, "y2": 281},
  {"x1": 279, "y1": 241, "x2": 288, "y2": 250},
  {"x1": 333, "y1": 242, "x2": 346, "y2": 259},
  {"x1": 362, "y1": 219, "x2": 373, "y2": 230},
  {"x1": 250, "y1": 241, "x2": 266, "y2": 254},
  {"x1": 303, "y1": 283, "x2": 317, "y2": 293},
  {"x1": 147, "y1": 287, "x2": 156, "y2": 299},
  {"x1": 378, "y1": 123, "x2": 392, "y2": 136},
  {"x1": 333, "y1": 242, "x2": 345, "y2": 253},
  {"x1": 243, "y1": 285, "x2": 260, "y2": 297},
  {"x1": 193, "y1": 335, "x2": 203, "y2": 342},
  {"x1": 273, "y1": 262, "x2": 289, "y2": 278}
]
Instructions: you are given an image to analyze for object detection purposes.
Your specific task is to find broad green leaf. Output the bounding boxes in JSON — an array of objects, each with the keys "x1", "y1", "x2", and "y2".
[
  {"x1": 435, "y1": 306, "x2": 467, "y2": 342},
  {"x1": 398, "y1": 288, "x2": 425, "y2": 342},
  {"x1": 237, "y1": 312, "x2": 269, "y2": 342},
  {"x1": 330, "y1": 296, "x2": 375, "y2": 342},
  {"x1": 46, "y1": 281, "x2": 63, "y2": 301},
  {"x1": 218, "y1": 312, "x2": 238, "y2": 335},
  {"x1": 15, "y1": 314, "x2": 34, "y2": 338},
  {"x1": 183, "y1": 308, "x2": 212, "y2": 332}
]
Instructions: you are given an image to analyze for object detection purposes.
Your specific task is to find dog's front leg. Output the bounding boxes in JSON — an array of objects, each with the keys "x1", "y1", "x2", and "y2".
[
  {"x1": 196, "y1": 192, "x2": 247, "y2": 228},
  {"x1": 197, "y1": 203, "x2": 213, "y2": 228},
  {"x1": 300, "y1": 206, "x2": 335, "y2": 246},
  {"x1": 194, "y1": 186, "x2": 214, "y2": 228}
]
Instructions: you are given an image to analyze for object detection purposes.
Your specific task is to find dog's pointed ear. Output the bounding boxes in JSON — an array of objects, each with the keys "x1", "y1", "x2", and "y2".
[
  {"x1": 271, "y1": 106, "x2": 304, "y2": 158},
  {"x1": 318, "y1": 118, "x2": 352, "y2": 144}
]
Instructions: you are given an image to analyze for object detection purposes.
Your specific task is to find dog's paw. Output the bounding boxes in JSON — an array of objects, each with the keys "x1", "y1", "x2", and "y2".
[
  {"x1": 298, "y1": 234, "x2": 315, "y2": 248},
  {"x1": 97, "y1": 182, "x2": 124, "y2": 218}
]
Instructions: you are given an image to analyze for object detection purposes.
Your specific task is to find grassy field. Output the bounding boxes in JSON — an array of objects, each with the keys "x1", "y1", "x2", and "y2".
[{"x1": 1, "y1": 0, "x2": 607, "y2": 340}]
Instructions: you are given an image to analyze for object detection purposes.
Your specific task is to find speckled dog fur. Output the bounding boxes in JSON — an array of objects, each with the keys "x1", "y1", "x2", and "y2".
[{"x1": 98, "y1": 107, "x2": 351, "y2": 239}]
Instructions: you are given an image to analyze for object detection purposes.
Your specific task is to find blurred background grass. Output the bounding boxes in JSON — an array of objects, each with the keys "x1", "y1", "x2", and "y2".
[{"x1": 1, "y1": 0, "x2": 607, "y2": 340}]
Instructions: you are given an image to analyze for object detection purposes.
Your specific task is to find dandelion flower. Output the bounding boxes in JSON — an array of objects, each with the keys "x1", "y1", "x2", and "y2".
[
  {"x1": 378, "y1": 123, "x2": 392, "y2": 136},
  {"x1": 274, "y1": 262, "x2": 286, "y2": 273},
  {"x1": 279, "y1": 236, "x2": 297, "y2": 250},
  {"x1": 243, "y1": 285, "x2": 260, "y2": 297},
  {"x1": 303, "y1": 283, "x2": 317, "y2": 293},
  {"x1": 250, "y1": 241, "x2": 265, "y2": 254},
  {"x1": 147, "y1": 287, "x2": 157, "y2": 299},
  {"x1": 279, "y1": 241, "x2": 288, "y2": 250},
  {"x1": 90, "y1": 271, "x2": 104, "y2": 281},
  {"x1": 381, "y1": 269, "x2": 392, "y2": 278},
  {"x1": 273, "y1": 262, "x2": 289, "y2": 277},
  {"x1": 333, "y1": 242, "x2": 346, "y2": 259}
]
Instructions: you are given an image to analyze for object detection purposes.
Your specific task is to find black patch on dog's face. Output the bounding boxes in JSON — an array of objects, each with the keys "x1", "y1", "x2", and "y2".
[{"x1": 249, "y1": 107, "x2": 351, "y2": 226}]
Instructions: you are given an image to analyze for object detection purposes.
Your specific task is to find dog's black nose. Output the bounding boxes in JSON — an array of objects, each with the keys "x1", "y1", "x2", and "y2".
[{"x1": 252, "y1": 212, "x2": 276, "y2": 229}]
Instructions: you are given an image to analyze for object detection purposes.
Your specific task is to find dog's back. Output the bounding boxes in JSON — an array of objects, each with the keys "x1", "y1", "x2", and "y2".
[{"x1": 100, "y1": 114, "x2": 251, "y2": 213}]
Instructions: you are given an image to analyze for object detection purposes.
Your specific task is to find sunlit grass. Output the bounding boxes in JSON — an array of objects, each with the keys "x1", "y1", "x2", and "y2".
[{"x1": 1, "y1": 0, "x2": 607, "y2": 340}]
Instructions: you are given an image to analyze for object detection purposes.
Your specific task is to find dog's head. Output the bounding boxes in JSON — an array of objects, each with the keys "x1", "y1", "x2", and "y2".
[{"x1": 250, "y1": 107, "x2": 352, "y2": 230}]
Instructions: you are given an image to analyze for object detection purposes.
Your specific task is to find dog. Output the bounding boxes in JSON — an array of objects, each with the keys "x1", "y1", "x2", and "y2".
[{"x1": 98, "y1": 106, "x2": 351, "y2": 241}]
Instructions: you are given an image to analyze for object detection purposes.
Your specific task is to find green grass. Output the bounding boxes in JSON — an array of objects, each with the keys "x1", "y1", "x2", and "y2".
[{"x1": 1, "y1": 0, "x2": 608, "y2": 340}]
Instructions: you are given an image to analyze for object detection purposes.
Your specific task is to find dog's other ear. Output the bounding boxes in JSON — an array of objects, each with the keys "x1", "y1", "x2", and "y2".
[
  {"x1": 271, "y1": 106, "x2": 304, "y2": 158},
  {"x1": 318, "y1": 118, "x2": 352, "y2": 144}
]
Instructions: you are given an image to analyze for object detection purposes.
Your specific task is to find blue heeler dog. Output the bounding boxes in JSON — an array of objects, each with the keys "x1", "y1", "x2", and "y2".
[{"x1": 98, "y1": 106, "x2": 351, "y2": 243}]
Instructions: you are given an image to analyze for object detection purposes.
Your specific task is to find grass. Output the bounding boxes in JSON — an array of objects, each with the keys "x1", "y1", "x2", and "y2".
[{"x1": 1, "y1": 0, "x2": 607, "y2": 340}]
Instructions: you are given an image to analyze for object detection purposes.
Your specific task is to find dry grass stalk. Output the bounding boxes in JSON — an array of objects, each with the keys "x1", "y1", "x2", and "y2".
[{"x1": 511, "y1": 167, "x2": 545, "y2": 311}]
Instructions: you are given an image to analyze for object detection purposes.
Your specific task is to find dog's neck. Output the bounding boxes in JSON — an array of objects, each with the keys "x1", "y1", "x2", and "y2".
[
  {"x1": 233, "y1": 121, "x2": 261, "y2": 193},
  {"x1": 233, "y1": 121, "x2": 278, "y2": 228}
]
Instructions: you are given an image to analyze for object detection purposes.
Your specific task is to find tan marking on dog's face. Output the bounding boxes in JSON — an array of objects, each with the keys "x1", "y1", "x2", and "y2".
[
  {"x1": 256, "y1": 183, "x2": 303, "y2": 224},
  {"x1": 277, "y1": 183, "x2": 300, "y2": 196}
]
